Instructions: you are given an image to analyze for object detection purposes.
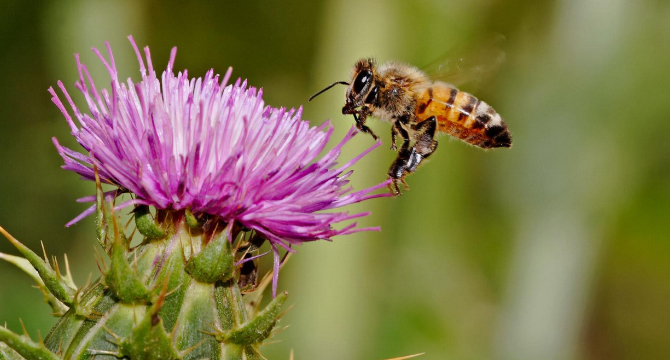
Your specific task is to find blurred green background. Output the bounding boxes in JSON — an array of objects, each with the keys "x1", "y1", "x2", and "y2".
[{"x1": 1, "y1": 0, "x2": 669, "y2": 359}]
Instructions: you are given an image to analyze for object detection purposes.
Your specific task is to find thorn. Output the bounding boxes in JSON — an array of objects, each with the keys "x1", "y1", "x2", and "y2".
[
  {"x1": 63, "y1": 254, "x2": 76, "y2": 289},
  {"x1": 93, "y1": 245, "x2": 106, "y2": 262},
  {"x1": 272, "y1": 324, "x2": 291, "y2": 337},
  {"x1": 101, "y1": 325, "x2": 121, "y2": 343},
  {"x1": 180, "y1": 339, "x2": 206, "y2": 358},
  {"x1": 41, "y1": 241, "x2": 49, "y2": 266},
  {"x1": 164, "y1": 283, "x2": 182, "y2": 298},
  {"x1": 236, "y1": 242, "x2": 251, "y2": 258},
  {"x1": 232, "y1": 236, "x2": 245, "y2": 254},
  {"x1": 128, "y1": 226, "x2": 138, "y2": 248},
  {"x1": 53, "y1": 255, "x2": 61, "y2": 278},
  {"x1": 149, "y1": 269, "x2": 174, "y2": 295},
  {"x1": 252, "y1": 297, "x2": 262, "y2": 314},
  {"x1": 37, "y1": 330, "x2": 43, "y2": 345},
  {"x1": 169, "y1": 316, "x2": 180, "y2": 342},
  {"x1": 124, "y1": 215, "x2": 134, "y2": 230},
  {"x1": 153, "y1": 274, "x2": 170, "y2": 311},
  {"x1": 88, "y1": 310, "x2": 105, "y2": 319},
  {"x1": 0, "y1": 227, "x2": 20, "y2": 248},
  {"x1": 19, "y1": 318, "x2": 29, "y2": 337},
  {"x1": 199, "y1": 329, "x2": 217, "y2": 337},
  {"x1": 255, "y1": 271, "x2": 273, "y2": 294},
  {"x1": 73, "y1": 286, "x2": 84, "y2": 303},
  {"x1": 83, "y1": 273, "x2": 93, "y2": 290},
  {"x1": 179, "y1": 241, "x2": 187, "y2": 263},
  {"x1": 290, "y1": 349, "x2": 295, "y2": 360},
  {"x1": 277, "y1": 303, "x2": 295, "y2": 320},
  {"x1": 262, "y1": 339, "x2": 282, "y2": 345},
  {"x1": 210, "y1": 221, "x2": 220, "y2": 243},
  {"x1": 111, "y1": 206, "x2": 121, "y2": 247},
  {"x1": 189, "y1": 227, "x2": 194, "y2": 257},
  {"x1": 203, "y1": 321, "x2": 223, "y2": 335},
  {"x1": 88, "y1": 349, "x2": 120, "y2": 358},
  {"x1": 94, "y1": 253, "x2": 107, "y2": 276},
  {"x1": 72, "y1": 275, "x2": 97, "y2": 318},
  {"x1": 279, "y1": 251, "x2": 292, "y2": 269}
]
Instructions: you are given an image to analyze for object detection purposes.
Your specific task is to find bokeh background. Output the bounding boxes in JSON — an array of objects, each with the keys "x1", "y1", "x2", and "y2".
[{"x1": 1, "y1": 0, "x2": 669, "y2": 359}]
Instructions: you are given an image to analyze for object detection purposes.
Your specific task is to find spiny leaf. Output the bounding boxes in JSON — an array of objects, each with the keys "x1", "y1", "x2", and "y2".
[
  {"x1": 185, "y1": 225, "x2": 234, "y2": 283},
  {"x1": 118, "y1": 283, "x2": 181, "y2": 360},
  {"x1": 218, "y1": 292, "x2": 288, "y2": 345},
  {"x1": 0, "y1": 226, "x2": 75, "y2": 306},
  {"x1": 104, "y1": 235, "x2": 151, "y2": 304},
  {"x1": 0, "y1": 326, "x2": 59, "y2": 360},
  {"x1": 0, "y1": 252, "x2": 69, "y2": 316}
]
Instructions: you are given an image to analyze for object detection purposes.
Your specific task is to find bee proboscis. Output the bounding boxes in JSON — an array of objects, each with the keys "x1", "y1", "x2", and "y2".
[{"x1": 310, "y1": 56, "x2": 512, "y2": 195}]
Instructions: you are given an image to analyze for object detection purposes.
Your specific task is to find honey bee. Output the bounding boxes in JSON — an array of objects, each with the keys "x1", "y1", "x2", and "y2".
[{"x1": 309, "y1": 56, "x2": 512, "y2": 195}]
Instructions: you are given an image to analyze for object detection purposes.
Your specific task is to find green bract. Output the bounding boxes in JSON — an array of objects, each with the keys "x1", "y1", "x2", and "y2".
[{"x1": 0, "y1": 176, "x2": 286, "y2": 359}]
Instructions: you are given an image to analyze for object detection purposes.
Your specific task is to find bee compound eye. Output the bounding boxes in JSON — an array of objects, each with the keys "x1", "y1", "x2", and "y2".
[
  {"x1": 364, "y1": 86, "x2": 378, "y2": 104},
  {"x1": 353, "y1": 70, "x2": 372, "y2": 94}
]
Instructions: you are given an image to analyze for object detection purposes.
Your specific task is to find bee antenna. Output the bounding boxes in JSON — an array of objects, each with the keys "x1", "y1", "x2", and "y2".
[{"x1": 309, "y1": 81, "x2": 350, "y2": 101}]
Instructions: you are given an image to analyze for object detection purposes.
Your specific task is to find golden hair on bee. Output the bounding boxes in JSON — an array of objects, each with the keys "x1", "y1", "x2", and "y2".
[{"x1": 310, "y1": 56, "x2": 512, "y2": 195}]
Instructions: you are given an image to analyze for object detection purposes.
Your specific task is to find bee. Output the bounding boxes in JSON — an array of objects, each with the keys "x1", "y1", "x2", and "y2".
[{"x1": 309, "y1": 55, "x2": 512, "y2": 195}]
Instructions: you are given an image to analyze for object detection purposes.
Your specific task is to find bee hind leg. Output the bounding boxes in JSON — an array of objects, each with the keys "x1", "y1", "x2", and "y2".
[
  {"x1": 388, "y1": 146, "x2": 419, "y2": 196},
  {"x1": 387, "y1": 124, "x2": 414, "y2": 196},
  {"x1": 386, "y1": 116, "x2": 438, "y2": 196},
  {"x1": 407, "y1": 116, "x2": 438, "y2": 172}
]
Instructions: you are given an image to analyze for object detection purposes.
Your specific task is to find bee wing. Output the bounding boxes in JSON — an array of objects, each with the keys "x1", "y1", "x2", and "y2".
[{"x1": 421, "y1": 33, "x2": 507, "y2": 91}]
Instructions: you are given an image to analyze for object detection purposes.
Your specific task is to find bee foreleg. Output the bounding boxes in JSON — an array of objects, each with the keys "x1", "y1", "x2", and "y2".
[{"x1": 353, "y1": 112, "x2": 378, "y2": 140}]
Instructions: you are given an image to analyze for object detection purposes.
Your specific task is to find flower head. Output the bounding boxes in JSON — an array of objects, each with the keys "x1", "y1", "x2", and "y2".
[{"x1": 50, "y1": 37, "x2": 390, "y2": 294}]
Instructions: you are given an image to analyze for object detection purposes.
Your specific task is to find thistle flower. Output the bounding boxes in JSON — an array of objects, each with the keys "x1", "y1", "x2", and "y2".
[
  {"x1": 50, "y1": 36, "x2": 390, "y2": 295},
  {"x1": 0, "y1": 37, "x2": 390, "y2": 359}
]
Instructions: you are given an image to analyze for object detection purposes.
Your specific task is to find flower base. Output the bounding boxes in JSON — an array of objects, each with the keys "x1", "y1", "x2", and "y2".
[{"x1": 0, "y1": 181, "x2": 286, "y2": 360}]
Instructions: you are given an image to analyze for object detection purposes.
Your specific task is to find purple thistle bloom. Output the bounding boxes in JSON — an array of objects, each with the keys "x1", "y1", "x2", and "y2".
[{"x1": 50, "y1": 36, "x2": 390, "y2": 296}]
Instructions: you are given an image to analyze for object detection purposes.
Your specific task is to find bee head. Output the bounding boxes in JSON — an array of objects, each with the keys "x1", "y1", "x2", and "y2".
[
  {"x1": 308, "y1": 58, "x2": 379, "y2": 115},
  {"x1": 341, "y1": 58, "x2": 378, "y2": 114}
]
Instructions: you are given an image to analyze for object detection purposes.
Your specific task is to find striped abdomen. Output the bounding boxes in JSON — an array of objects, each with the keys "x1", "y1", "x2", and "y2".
[{"x1": 415, "y1": 82, "x2": 512, "y2": 148}]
